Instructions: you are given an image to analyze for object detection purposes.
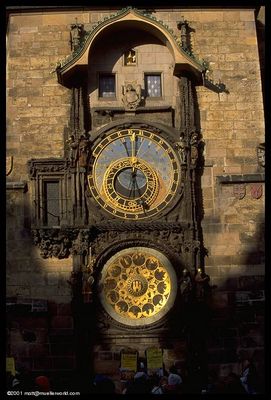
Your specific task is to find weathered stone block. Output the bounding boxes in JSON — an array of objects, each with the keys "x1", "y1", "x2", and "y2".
[
  {"x1": 49, "y1": 333, "x2": 74, "y2": 344},
  {"x1": 43, "y1": 106, "x2": 69, "y2": 117},
  {"x1": 28, "y1": 343, "x2": 50, "y2": 357},
  {"x1": 18, "y1": 107, "x2": 44, "y2": 118},
  {"x1": 9, "y1": 57, "x2": 30, "y2": 69},
  {"x1": 240, "y1": 11, "x2": 255, "y2": 21},
  {"x1": 47, "y1": 273, "x2": 60, "y2": 286},
  {"x1": 50, "y1": 342, "x2": 75, "y2": 356},
  {"x1": 51, "y1": 356, "x2": 75, "y2": 370},
  {"x1": 29, "y1": 56, "x2": 50, "y2": 69},
  {"x1": 51, "y1": 316, "x2": 74, "y2": 330},
  {"x1": 57, "y1": 303, "x2": 72, "y2": 316},
  {"x1": 211, "y1": 292, "x2": 230, "y2": 308},
  {"x1": 42, "y1": 85, "x2": 68, "y2": 96},
  {"x1": 33, "y1": 357, "x2": 52, "y2": 371}
]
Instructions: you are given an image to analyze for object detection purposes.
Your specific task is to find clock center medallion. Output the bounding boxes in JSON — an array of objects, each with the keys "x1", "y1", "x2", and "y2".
[
  {"x1": 103, "y1": 157, "x2": 159, "y2": 213},
  {"x1": 127, "y1": 274, "x2": 148, "y2": 297}
]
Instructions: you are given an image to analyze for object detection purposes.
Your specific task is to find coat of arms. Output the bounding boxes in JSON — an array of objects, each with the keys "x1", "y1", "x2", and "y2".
[
  {"x1": 251, "y1": 184, "x2": 263, "y2": 199},
  {"x1": 122, "y1": 82, "x2": 142, "y2": 110},
  {"x1": 233, "y1": 184, "x2": 246, "y2": 199}
]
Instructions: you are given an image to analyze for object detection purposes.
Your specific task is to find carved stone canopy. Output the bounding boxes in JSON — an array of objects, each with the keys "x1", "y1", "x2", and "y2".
[{"x1": 56, "y1": 7, "x2": 206, "y2": 86}]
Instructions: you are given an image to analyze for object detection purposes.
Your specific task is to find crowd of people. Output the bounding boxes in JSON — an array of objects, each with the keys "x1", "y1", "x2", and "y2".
[
  {"x1": 90, "y1": 359, "x2": 262, "y2": 394},
  {"x1": 6, "y1": 358, "x2": 262, "y2": 394}
]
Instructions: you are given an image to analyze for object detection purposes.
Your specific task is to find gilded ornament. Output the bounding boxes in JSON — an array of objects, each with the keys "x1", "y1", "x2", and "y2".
[{"x1": 98, "y1": 247, "x2": 177, "y2": 326}]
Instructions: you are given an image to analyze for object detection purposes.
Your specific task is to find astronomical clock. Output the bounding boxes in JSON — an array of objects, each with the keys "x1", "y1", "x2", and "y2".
[
  {"x1": 88, "y1": 127, "x2": 181, "y2": 221},
  {"x1": 29, "y1": 8, "x2": 207, "y2": 341},
  {"x1": 82, "y1": 123, "x2": 183, "y2": 332},
  {"x1": 25, "y1": 6, "x2": 228, "y2": 380}
]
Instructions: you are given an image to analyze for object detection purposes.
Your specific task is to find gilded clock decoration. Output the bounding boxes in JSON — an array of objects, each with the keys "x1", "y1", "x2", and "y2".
[
  {"x1": 88, "y1": 128, "x2": 180, "y2": 219},
  {"x1": 99, "y1": 247, "x2": 177, "y2": 326}
]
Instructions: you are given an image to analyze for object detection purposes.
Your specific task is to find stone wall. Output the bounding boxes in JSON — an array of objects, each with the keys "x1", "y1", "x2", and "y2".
[{"x1": 6, "y1": 7, "x2": 264, "y2": 387}]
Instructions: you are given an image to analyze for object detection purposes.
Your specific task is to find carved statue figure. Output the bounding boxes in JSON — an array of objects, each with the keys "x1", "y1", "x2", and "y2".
[
  {"x1": 82, "y1": 273, "x2": 94, "y2": 303},
  {"x1": 66, "y1": 132, "x2": 90, "y2": 168},
  {"x1": 82, "y1": 258, "x2": 96, "y2": 303},
  {"x1": 257, "y1": 143, "x2": 265, "y2": 168},
  {"x1": 70, "y1": 20, "x2": 84, "y2": 52},
  {"x1": 190, "y1": 131, "x2": 199, "y2": 166},
  {"x1": 190, "y1": 131, "x2": 198, "y2": 146},
  {"x1": 57, "y1": 236, "x2": 71, "y2": 259},
  {"x1": 122, "y1": 82, "x2": 142, "y2": 110},
  {"x1": 178, "y1": 18, "x2": 188, "y2": 50},
  {"x1": 78, "y1": 132, "x2": 90, "y2": 168},
  {"x1": 51, "y1": 243, "x2": 61, "y2": 257},
  {"x1": 175, "y1": 132, "x2": 188, "y2": 165},
  {"x1": 180, "y1": 268, "x2": 193, "y2": 303},
  {"x1": 39, "y1": 233, "x2": 52, "y2": 258},
  {"x1": 125, "y1": 49, "x2": 136, "y2": 65},
  {"x1": 67, "y1": 271, "x2": 81, "y2": 298},
  {"x1": 66, "y1": 134, "x2": 78, "y2": 166},
  {"x1": 194, "y1": 268, "x2": 211, "y2": 301}
]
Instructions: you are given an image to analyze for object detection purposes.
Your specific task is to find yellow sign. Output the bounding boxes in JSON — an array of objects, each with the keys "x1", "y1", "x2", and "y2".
[
  {"x1": 121, "y1": 352, "x2": 137, "y2": 371},
  {"x1": 6, "y1": 357, "x2": 16, "y2": 376},
  {"x1": 146, "y1": 347, "x2": 163, "y2": 370}
]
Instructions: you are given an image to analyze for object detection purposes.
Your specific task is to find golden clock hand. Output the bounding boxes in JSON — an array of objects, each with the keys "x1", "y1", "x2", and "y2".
[
  {"x1": 134, "y1": 175, "x2": 143, "y2": 199},
  {"x1": 130, "y1": 131, "x2": 137, "y2": 171},
  {"x1": 131, "y1": 131, "x2": 136, "y2": 158},
  {"x1": 130, "y1": 169, "x2": 138, "y2": 198}
]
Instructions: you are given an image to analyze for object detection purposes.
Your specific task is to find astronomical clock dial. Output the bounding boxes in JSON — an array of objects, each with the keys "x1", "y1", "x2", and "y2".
[
  {"x1": 88, "y1": 128, "x2": 180, "y2": 220},
  {"x1": 98, "y1": 247, "x2": 177, "y2": 326}
]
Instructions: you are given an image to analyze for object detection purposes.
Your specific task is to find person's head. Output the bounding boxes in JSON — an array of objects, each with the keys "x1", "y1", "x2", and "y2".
[
  {"x1": 151, "y1": 374, "x2": 160, "y2": 386},
  {"x1": 168, "y1": 373, "x2": 182, "y2": 386},
  {"x1": 94, "y1": 375, "x2": 115, "y2": 393},
  {"x1": 35, "y1": 376, "x2": 50, "y2": 392},
  {"x1": 160, "y1": 376, "x2": 168, "y2": 386},
  {"x1": 169, "y1": 365, "x2": 178, "y2": 374},
  {"x1": 134, "y1": 371, "x2": 147, "y2": 381},
  {"x1": 227, "y1": 372, "x2": 239, "y2": 382},
  {"x1": 243, "y1": 359, "x2": 251, "y2": 369}
]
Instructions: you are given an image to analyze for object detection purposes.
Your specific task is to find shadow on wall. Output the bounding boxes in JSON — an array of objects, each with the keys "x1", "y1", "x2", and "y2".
[
  {"x1": 255, "y1": 16, "x2": 265, "y2": 115},
  {"x1": 191, "y1": 82, "x2": 208, "y2": 267},
  {"x1": 88, "y1": 27, "x2": 166, "y2": 97},
  {"x1": 207, "y1": 217, "x2": 265, "y2": 392}
]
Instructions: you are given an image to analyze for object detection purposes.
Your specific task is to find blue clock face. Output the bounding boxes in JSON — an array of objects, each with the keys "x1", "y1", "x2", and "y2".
[{"x1": 88, "y1": 128, "x2": 180, "y2": 220}]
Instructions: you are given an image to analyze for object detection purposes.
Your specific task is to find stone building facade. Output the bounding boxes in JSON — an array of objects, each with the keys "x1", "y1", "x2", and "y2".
[{"x1": 6, "y1": 6, "x2": 265, "y2": 393}]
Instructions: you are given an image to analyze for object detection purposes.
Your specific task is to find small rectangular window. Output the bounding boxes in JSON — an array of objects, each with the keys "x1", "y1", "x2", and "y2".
[
  {"x1": 145, "y1": 74, "x2": 162, "y2": 97},
  {"x1": 99, "y1": 74, "x2": 116, "y2": 98},
  {"x1": 43, "y1": 181, "x2": 60, "y2": 226}
]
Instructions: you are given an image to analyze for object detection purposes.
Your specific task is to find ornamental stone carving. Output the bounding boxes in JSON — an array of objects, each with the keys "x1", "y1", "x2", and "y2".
[
  {"x1": 175, "y1": 132, "x2": 188, "y2": 165},
  {"x1": 122, "y1": 82, "x2": 142, "y2": 110},
  {"x1": 257, "y1": 143, "x2": 265, "y2": 168},
  {"x1": 70, "y1": 19, "x2": 85, "y2": 52},
  {"x1": 70, "y1": 229, "x2": 90, "y2": 256},
  {"x1": 32, "y1": 229, "x2": 77, "y2": 259}
]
